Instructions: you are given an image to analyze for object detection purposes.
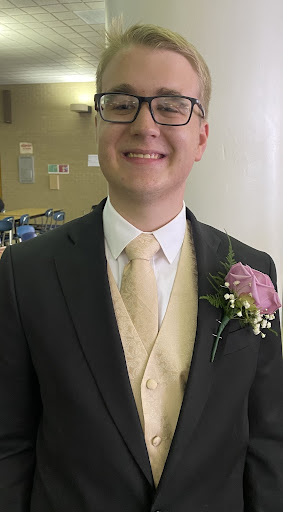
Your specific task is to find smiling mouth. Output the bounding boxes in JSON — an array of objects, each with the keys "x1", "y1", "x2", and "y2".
[{"x1": 124, "y1": 152, "x2": 164, "y2": 159}]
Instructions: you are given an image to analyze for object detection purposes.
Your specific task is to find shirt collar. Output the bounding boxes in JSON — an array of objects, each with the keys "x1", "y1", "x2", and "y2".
[{"x1": 103, "y1": 197, "x2": 186, "y2": 264}]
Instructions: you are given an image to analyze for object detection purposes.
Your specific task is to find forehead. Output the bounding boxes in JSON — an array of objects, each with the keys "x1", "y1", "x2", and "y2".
[{"x1": 101, "y1": 45, "x2": 200, "y2": 97}]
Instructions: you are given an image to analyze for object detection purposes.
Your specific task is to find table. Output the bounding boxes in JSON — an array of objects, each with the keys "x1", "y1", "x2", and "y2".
[
  {"x1": 0, "y1": 208, "x2": 62, "y2": 239},
  {"x1": 0, "y1": 208, "x2": 58, "y2": 222}
]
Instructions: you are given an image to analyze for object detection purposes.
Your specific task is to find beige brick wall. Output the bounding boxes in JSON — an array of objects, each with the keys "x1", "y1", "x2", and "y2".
[{"x1": 0, "y1": 83, "x2": 107, "y2": 222}]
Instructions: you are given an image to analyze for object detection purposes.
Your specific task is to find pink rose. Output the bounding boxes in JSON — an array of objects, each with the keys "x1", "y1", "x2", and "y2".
[{"x1": 225, "y1": 262, "x2": 281, "y2": 314}]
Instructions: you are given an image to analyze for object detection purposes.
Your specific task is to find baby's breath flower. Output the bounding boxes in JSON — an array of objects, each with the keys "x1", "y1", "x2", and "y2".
[
  {"x1": 229, "y1": 294, "x2": 235, "y2": 300},
  {"x1": 267, "y1": 322, "x2": 271, "y2": 329},
  {"x1": 224, "y1": 293, "x2": 230, "y2": 300},
  {"x1": 261, "y1": 319, "x2": 267, "y2": 329},
  {"x1": 261, "y1": 333, "x2": 266, "y2": 339},
  {"x1": 233, "y1": 280, "x2": 240, "y2": 286},
  {"x1": 230, "y1": 304, "x2": 235, "y2": 309},
  {"x1": 243, "y1": 301, "x2": 250, "y2": 309},
  {"x1": 237, "y1": 311, "x2": 243, "y2": 317},
  {"x1": 224, "y1": 282, "x2": 230, "y2": 288}
]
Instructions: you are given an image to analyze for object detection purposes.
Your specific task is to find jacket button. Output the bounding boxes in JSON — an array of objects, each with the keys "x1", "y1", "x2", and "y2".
[
  {"x1": 151, "y1": 436, "x2": 162, "y2": 447},
  {"x1": 146, "y1": 378, "x2": 158, "y2": 390}
]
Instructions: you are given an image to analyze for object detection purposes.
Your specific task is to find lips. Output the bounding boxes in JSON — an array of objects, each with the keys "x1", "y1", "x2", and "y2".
[{"x1": 124, "y1": 152, "x2": 165, "y2": 159}]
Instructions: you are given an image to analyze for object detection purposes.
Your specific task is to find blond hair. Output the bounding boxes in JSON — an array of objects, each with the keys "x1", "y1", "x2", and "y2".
[{"x1": 96, "y1": 23, "x2": 211, "y2": 118}]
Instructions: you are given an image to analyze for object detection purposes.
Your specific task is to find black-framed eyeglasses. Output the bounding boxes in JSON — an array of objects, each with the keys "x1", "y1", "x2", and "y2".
[{"x1": 94, "y1": 92, "x2": 205, "y2": 126}]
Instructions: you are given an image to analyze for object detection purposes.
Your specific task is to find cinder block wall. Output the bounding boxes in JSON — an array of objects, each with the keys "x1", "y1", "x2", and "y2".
[{"x1": 0, "y1": 83, "x2": 107, "y2": 222}]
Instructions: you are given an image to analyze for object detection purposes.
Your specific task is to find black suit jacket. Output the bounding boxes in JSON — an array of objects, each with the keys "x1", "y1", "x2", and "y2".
[{"x1": 0, "y1": 200, "x2": 282, "y2": 512}]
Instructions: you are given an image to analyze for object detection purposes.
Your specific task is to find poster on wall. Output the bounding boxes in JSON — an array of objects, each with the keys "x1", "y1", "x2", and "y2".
[
  {"x1": 88, "y1": 154, "x2": 100, "y2": 167},
  {"x1": 48, "y1": 164, "x2": 70, "y2": 174},
  {"x1": 48, "y1": 164, "x2": 59, "y2": 174},
  {"x1": 20, "y1": 142, "x2": 33, "y2": 154},
  {"x1": 59, "y1": 164, "x2": 69, "y2": 174}
]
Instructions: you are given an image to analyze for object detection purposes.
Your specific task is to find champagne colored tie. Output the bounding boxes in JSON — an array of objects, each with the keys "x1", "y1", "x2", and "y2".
[{"x1": 120, "y1": 233, "x2": 161, "y2": 354}]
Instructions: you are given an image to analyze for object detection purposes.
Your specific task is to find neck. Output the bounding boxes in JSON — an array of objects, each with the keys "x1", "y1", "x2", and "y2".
[{"x1": 109, "y1": 193, "x2": 184, "y2": 231}]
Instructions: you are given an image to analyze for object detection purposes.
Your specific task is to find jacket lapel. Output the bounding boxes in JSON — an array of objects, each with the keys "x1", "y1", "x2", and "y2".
[
  {"x1": 53, "y1": 201, "x2": 153, "y2": 485},
  {"x1": 157, "y1": 209, "x2": 229, "y2": 488}
]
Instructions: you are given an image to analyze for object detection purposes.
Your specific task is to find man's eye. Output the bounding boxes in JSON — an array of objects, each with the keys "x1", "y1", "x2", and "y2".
[
  {"x1": 156, "y1": 101, "x2": 190, "y2": 114},
  {"x1": 159, "y1": 105, "x2": 179, "y2": 112},
  {"x1": 108, "y1": 102, "x2": 136, "y2": 111}
]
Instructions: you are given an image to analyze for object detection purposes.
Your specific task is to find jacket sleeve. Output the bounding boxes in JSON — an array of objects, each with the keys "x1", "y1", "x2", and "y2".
[
  {"x1": 0, "y1": 247, "x2": 41, "y2": 511},
  {"x1": 243, "y1": 255, "x2": 283, "y2": 511}
]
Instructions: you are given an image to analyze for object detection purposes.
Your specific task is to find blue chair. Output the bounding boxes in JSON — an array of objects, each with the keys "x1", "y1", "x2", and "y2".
[
  {"x1": 52, "y1": 211, "x2": 65, "y2": 229},
  {"x1": 21, "y1": 231, "x2": 37, "y2": 242},
  {"x1": 0, "y1": 220, "x2": 13, "y2": 246},
  {"x1": 13, "y1": 214, "x2": 30, "y2": 242},
  {"x1": 31, "y1": 208, "x2": 53, "y2": 233},
  {"x1": 16, "y1": 225, "x2": 35, "y2": 242},
  {"x1": 2, "y1": 216, "x2": 14, "y2": 245},
  {"x1": 19, "y1": 214, "x2": 29, "y2": 225},
  {"x1": 3, "y1": 215, "x2": 14, "y2": 224}
]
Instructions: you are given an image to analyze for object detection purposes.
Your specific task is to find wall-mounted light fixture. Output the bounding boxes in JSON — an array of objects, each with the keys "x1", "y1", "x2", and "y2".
[{"x1": 70, "y1": 104, "x2": 92, "y2": 113}]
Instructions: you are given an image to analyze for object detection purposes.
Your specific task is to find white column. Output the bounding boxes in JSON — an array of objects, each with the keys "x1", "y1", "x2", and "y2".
[{"x1": 105, "y1": 0, "x2": 283, "y2": 301}]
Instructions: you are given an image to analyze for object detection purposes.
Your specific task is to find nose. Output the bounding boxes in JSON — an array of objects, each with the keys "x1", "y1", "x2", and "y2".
[{"x1": 129, "y1": 102, "x2": 160, "y2": 137}]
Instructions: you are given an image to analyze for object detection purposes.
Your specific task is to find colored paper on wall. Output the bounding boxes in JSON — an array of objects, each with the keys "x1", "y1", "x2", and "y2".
[
  {"x1": 20, "y1": 142, "x2": 33, "y2": 154},
  {"x1": 88, "y1": 154, "x2": 100, "y2": 167},
  {"x1": 59, "y1": 164, "x2": 69, "y2": 174},
  {"x1": 48, "y1": 164, "x2": 59, "y2": 173}
]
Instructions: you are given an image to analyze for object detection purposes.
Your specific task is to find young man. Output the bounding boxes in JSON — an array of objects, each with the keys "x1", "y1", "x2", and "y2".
[{"x1": 0, "y1": 24, "x2": 282, "y2": 512}]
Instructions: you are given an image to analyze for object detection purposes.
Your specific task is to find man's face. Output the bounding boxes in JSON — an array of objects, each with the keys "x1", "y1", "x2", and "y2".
[{"x1": 95, "y1": 45, "x2": 208, "y2": 208}]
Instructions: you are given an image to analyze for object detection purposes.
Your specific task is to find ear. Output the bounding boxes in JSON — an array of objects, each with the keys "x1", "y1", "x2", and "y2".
[{"x1": 195, "y1": 121, "x2": 209, "y2": 162}]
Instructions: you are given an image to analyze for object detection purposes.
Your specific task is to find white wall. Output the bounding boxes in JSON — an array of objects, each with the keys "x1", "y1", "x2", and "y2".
[{"x1": 105, "y1": 0, "x2": 283, "y2": 303}]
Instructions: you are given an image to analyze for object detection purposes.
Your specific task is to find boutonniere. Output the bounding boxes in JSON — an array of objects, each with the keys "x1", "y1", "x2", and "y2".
[{"x1": 200, "y1": 236, "x2": 281, "y2": 362}]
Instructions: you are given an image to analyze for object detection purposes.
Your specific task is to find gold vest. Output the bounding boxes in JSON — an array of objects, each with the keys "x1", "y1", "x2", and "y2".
[{"x1": 107, "y1": 223, "x2": 198, "y2": 486}]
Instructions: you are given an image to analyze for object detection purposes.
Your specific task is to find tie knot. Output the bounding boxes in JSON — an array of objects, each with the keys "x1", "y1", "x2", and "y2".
[{"x1": 125, "y1": 233, "x2": 160, "y2": 261}]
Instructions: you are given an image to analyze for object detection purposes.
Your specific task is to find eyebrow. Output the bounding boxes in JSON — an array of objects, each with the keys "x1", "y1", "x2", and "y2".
[
  {"x1": 156, "y1": 87, "x2": 183, "y2": 96},
  {"x1": 106, "y1": 84, "x2": 184, "y2": 96},
  {"x1": 106, "y1": 84, "x2": 136, "y2": 94}
]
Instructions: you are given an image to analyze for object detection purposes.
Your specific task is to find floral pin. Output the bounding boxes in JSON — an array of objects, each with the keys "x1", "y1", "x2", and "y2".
[{"x1": 200, "y1": 237, "x2": 281, "y2": 362}]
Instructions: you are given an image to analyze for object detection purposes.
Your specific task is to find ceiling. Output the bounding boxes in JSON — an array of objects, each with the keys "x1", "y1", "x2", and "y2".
[{"x1": 0, "y1": 0, "x2": 105, "y2": 84}]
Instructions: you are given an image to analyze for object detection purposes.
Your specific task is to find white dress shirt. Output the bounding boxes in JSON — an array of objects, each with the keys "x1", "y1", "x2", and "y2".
[{"x1": 103, "y1": 197, "x2": 187, "y2": 327}]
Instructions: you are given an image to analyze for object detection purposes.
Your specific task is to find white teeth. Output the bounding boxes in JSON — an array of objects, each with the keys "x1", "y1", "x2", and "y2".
[{"x1": 127, "y1": 152, "x2": 162, "y2": 159}]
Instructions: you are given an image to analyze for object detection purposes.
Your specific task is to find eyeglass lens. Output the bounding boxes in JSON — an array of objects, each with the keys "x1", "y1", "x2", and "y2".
[{"x1": 99, "y1": 94, "x2": 193, "y2": 125}]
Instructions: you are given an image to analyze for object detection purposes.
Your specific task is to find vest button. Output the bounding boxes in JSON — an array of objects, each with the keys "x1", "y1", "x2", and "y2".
[
  {"x1": 151, "y1": 436, "x2": 162, "y2": 447},
  {"x1": 146, "y1": 378, "x2": 158, "y2": 390}
]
